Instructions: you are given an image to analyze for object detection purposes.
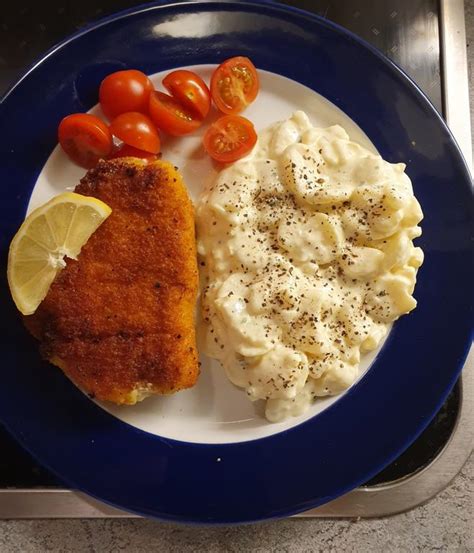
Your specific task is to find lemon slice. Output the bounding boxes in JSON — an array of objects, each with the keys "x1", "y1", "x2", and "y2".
[{"x1": 8, "y1": 192, "x2": 112, "y2": 315}]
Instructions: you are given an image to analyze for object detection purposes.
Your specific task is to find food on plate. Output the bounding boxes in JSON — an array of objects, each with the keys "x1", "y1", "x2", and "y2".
[
  {"x1": 203, "y1": 115, "x2": 257, "y2": 162},
  {"x1": 58, "y1": 114, "x2": 113, "y2": 168},
  {"x1": 109, "y1": 143, "x2": 158, "y2": 161},
  {"x1": 110, "y1": 112, "x2": 161, "y2": 154},
  {"x1": 197, "y1": 111, "x2": 424, "y2": 422},
  {"x1": 148, "y1": 69, "x2": 212, "y2": 135},
  {"x1": 59, "y1": 58, "x2": 260, "y2": 167},
  {"x1": 210, "y1": 56, "x2": 259, "y2": 114},
  {"x1": 8, "y1": 192, "x2": 112, "y2": 316},
  {"x1": 23, "y1": 158, "x2": 199, "y2": 405},
  {"x1": 148, "y1": 90, "x2": 202, "y2": 136},
  {"x1": 99, "y1": 69, "x2": 153, "y2": 120},
  {"x1": 163, "y1": 69, "x2": 211, "y2": 119}
]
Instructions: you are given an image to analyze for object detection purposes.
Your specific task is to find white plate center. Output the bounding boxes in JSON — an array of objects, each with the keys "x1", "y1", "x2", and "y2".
[{"x1": 30, "y1": 66, "x2": 383, "y2": 444}]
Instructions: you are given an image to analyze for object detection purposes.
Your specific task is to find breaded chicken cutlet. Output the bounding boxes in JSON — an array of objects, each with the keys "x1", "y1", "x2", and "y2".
[{"x1": 24, "y1": 158, "x2": 199, "y2": 404}]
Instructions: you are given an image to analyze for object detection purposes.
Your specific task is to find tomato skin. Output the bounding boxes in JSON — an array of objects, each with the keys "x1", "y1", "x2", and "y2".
[
  {"x1": 109, "y1": 143, "x2": 158, "y2": 162},
  {"x1": 148, "y1": 90, "x2": 202, "y2": 136},
  {"x1": 162, "y1": 70, "x2": 211, "y2": 119},
  {"x1": 110, "y1": 112, "x2": 160, "y2": 154},
  {"x1": 99, "y1": 70, "x2": 153, "y2": 120},
  {"x1": 58, "y1": 113, "x2": 113, "y2": 169},
  {"x1": 203, "y1": 115, "x2": 257, "y2": 163},
  {"x1": 210, "y1": 57, "x2": 259, "y2": 114}
]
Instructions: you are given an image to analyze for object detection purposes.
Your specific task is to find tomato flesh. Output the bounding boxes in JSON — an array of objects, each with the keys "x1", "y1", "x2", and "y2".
[
  {"x1": 211, "y1": 57, "x2": 259, "y2": 114},
  {"x1": 203, "y1": 115, "x2": 257, "y2": 163},
  {"x1": 99, "y1": 69, "x2": 153, "y2": 120},
  {"x1": 148, "y1": 91, "x2": 201, "y2": 136},
  {"x1": 58, "y1": 113, "x2": 113, "y2": 169},
  {"x1": 109, "y1": 143, "x2": 158, "y2": 162},
  {"x1": 110, "y1": 112, "x2": 160, "y2": 154},
  {"x1": 163, "y1": 70, "x2": 211, "y2": 120}
]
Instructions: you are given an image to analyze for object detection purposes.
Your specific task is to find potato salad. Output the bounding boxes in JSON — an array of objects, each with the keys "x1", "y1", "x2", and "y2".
[{"x1": 197, "y1": 111, "x2": 423, "y2": 422}]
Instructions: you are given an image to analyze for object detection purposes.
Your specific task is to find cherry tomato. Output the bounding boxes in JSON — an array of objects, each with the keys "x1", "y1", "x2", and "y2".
[
  {"x1": 148, "y1": 91, "x2": 201, "y2": 136},
  {"x1": 58, "y1": 113, "x2": 113, "y2": 169},
  {"x1": 109, "y1": 143, "x2": 158, "y2": 162},
  {"x1": 110, "y1": 112, "x2": 160, "y2": 154},
  {"x1": 210, "y1": 57, "x2": 259, "y2": 114},
  {"x1": 203, "y1": 115, "x2": 257, "y2": 163},
  {"x1": 99, "y1": 70, "x2": 153, "y2": 120},
  {"x1": 162, "y1": 70, "x2": 211, "y2": 120}
]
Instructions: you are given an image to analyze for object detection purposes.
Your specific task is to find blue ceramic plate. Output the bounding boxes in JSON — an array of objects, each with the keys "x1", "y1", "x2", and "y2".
[{"x1": 0, "y1": 1, "x2": 472, "y2": 523}]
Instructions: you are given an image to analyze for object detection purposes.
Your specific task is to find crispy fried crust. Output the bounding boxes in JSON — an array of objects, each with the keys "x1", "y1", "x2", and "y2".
[{"x1": 24, "y1": 158, "x2": 199, "y2": 404}]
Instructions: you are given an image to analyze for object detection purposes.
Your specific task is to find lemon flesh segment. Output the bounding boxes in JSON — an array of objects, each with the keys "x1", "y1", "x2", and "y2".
[{"x1": 7, "y1": 192, "x2": 112, "y2": 315}]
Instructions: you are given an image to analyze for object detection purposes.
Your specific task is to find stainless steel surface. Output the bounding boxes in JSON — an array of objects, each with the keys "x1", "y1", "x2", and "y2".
[
  {"x1": 441, "y1": 0, "x2": 473, "y2": 169},
  {"x1": 322, "y1": 0, "x2": 443, "y2": 112},
  {"x1": 0, "y1": 0, "x2": 471, "y2": 519},
  {"x1": 0, "y1": 490, "x2": 127, "y2": 519}
]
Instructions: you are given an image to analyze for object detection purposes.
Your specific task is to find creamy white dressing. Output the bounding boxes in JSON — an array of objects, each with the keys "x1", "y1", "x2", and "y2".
[{"x1": 197, "y1": 111, "x2": 423, "y2": 422}]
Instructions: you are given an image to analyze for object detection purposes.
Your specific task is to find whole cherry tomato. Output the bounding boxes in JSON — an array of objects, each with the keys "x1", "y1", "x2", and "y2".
[
  {"x1": 110, "y1": 112, "x2": 160, "y2": 154},
  {"x1": 99, "y1": 70, "x2": 153, "y2": 120},
  {"x1": 58, "y1": 113, "x2": 113, "y2": 168}
]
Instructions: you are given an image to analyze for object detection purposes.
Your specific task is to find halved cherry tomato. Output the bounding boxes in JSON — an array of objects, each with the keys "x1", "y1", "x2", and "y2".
[
  {"x1": 99, "y1": 70, "x2": 153, "y2": 120},
  {"x1": 203, "y1": 115, "x2": 257, "y2": 163},
  {"x1": 163, "y1": 70, "x2": 211, "y2": 119},
  {"x1": 110, "y1": 112, "x2": 160, "y2": 154},
  {"x1": 109, "y1": 143, "x2": 158, "y2": 162},
  {"x1": 148, "y1": 91, "x2": 201, "y2": 136},
  {"x1": 58, "y1": 113, "x2": 113, "y2": 169},
  {"x1": 210, "y1": 57, "x2": 259, "y2": 114}
]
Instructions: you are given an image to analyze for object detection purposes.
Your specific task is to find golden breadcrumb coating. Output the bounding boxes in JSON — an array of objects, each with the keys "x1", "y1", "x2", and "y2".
[{"x1": 25, "y1": 158, "x2": 199, "y2": 404}]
